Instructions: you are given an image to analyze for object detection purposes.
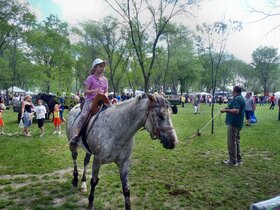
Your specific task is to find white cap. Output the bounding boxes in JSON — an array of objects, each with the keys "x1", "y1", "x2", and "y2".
[{"x1": 92, "y1": 58, "x2": 105, "y2": 69}]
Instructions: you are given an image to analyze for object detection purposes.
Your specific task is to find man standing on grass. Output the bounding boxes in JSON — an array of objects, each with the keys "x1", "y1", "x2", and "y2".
[{"x1": 220, "y1": 86, "x2": 246, "y2": 166}]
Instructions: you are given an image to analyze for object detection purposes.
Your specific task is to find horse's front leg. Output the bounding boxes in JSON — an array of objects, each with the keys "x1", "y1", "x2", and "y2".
[
  {"x1": 81, "y1": 153, "x2": 91, "y2": 192},
  {"x1": 70, "y1": 148, "x2": 79, "y2": 187},
  {"x1": 119, "y1": 161, "x2": 131, "y2": 210},
  {"x1": 87, "y1": 158, "x2": 101, "y2": 210}
]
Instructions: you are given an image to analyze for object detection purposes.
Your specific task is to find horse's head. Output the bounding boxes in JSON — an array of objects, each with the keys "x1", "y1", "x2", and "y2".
[
  {"x1": 143, "y1": 93, "x2": 178, "y2": 149},
  {"x1": 36, "y1": 93, "x2": 57, "y2": 112}
]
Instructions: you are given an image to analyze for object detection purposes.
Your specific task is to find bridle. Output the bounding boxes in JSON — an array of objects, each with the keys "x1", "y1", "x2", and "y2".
[{"x1": 142, "y1": 98, "x2": 175, "y2": 139}]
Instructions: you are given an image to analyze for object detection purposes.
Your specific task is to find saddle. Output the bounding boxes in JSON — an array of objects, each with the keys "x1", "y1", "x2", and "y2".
[
  {"x1": 91, "y1": 94, "x2": 110, "y2": 115},
  {"x1": 79, "y1": 94, "x2": 110, "y2": 136},
  {"x1": 79, "y1": 94, "x2": 110, "y2": 153}
]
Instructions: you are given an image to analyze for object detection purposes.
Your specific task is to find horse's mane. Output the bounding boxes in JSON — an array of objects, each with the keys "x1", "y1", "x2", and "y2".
[
  {"x1": 113, "y1": 94, "x2": 146, "y2": 108},
  {"x1": 112, "y1": 94, "x2": 171, "y2": 111},
  {"x1": 152, "y1": 94, "x2": 171, "y2": 108}
]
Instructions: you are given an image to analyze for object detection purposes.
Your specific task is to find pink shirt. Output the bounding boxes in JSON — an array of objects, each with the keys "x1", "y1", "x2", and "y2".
[{"x1": 84, "y1": 74, "x2": 108, "y2": 101}]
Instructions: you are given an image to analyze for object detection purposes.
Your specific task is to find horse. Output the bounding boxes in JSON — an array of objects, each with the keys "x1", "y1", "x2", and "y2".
[
  {"x1": 66, "y1": 93, "x2": 178, "y2": 210},
  {"x1": 36, "y1": 93, "x2": 57, "y2": 120}
]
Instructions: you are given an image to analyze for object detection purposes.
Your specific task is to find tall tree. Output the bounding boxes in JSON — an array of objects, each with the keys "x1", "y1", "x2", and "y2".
[
  {"x1": 217, "y1": 54, "x2": 238, "y2": 91},
  {"x1": 26, "y1": 15, "x2": 71, "y2": 93},
  {"x1": 198, "y1": 54, "x2": 212, "y2": 92},
  {"x1": 74, "y1": 17, "x2": 131, "y2": 94},
  {"x1": 0, "y1": 0, "x2": 34, "y2": 55},
  {"x1": 252, "y1": 46, "x2": 280, "y2": 94},
  {"x1": 196, "y1": 20, "x2": 242, "y2": 134},
  {"x1": 171, "y1": 48, "x2": 201, "y2": 94},
  {"x1": 230, "y1": 59, "x2": 259, "y2": 93},
  {"x1": 94, "y1": 17, "x2": 130, "y2": 94},
  {"x1": 105, "y1": 0, "x2": 201, "y2": 92},
  {"x1": 70, "y1": 44, "x2": 91, "y2": 94}
]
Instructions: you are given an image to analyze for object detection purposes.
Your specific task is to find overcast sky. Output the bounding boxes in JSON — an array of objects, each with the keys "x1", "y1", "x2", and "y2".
[{"x1": 27, "y1": 0, "x2": 280, "y2": 63}]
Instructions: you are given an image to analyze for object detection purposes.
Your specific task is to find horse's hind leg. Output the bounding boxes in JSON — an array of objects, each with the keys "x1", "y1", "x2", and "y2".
[
  {"x1": 87, "y1": 159, "x2": 101, "y2": 210},
  {"x1": 81, "y1": 153, "x2": 91, "y2": 192},
  {"x1": 71, "y1": 149, "x2": 79, "y2": 187},
  {"x1": 119, "y1": 161, "x2": 131, "y2": 210}
]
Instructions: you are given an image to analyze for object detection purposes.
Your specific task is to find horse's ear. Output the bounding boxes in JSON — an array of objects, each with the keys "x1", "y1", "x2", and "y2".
[
  {"x1": 136, "y1": 93, "x2": 149, "y2": 101},
  {"x1": 147, "y1": 93, "x2": 156, "y2": 102},
  {"x1": 136, "y1": 94, "x2": 143, "y2": 101}
]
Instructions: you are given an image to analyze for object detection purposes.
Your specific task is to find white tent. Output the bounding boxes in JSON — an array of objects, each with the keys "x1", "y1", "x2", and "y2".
[
  {"x1": 135, "y1": 90, "x2": 144, "y2": 95},
  {"x1": 8, "y1": 86, "x2": 26, "y2": 93},
  {"x1": 274, "y1": 91, "x2": 280, "y2": 98},
  {"x1": 196, "y1": 92, "x2": 212, "y2": 97},
  {"x1": 26, "y1": 91, "x2": 36, "y2": 95}
]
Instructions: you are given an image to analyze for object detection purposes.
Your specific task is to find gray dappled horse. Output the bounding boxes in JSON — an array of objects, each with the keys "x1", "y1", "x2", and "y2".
[{"x1": 66, "y1": 93, "x2": 178, "y2": 210}]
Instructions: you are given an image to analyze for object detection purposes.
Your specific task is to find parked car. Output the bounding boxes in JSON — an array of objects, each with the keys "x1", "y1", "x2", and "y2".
[{"x1": 164, "y1": 93, "x2": 181, "y2": 114}]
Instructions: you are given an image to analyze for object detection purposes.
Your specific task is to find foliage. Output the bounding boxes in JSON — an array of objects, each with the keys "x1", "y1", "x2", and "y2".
[
  {"x1": 252, "y1": 46, "x2": 280, "y2": 94},
  {"x1": 0, "y1": 0, "x2": 35, "y2": 91},
  {"x1": 231, "y1": 58, "x2": 261, "y2": 93},
  {"x1": 0, "y1": 0, "x2": 35, "y2": 54},
  {"x1": 0, "y1": 46, "x2": 37, "y2": 91},
  {"x1": 79, "y1": 16, "x2": 131, "y2": 94},
  {"x1": 196, "y1": 20, "x2": 242, "y2": 133},
  {"x1": 196, "y1": 20, "x2": 243, "y2": 94},
  {"x1": 1, "y1": 1, "x2": 280, "y2": 97},
  {"x1": 105, "y1": 0, "x2": 201, "y2": 92},
  {"x1": 26, "y1": 15, "x2": 73, "y2": 93}
]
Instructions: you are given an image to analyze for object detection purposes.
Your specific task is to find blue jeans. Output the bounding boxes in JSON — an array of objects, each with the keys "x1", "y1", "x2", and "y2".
[{"x1": 23, "y1": 112, "x2": 32, "y2": 128}]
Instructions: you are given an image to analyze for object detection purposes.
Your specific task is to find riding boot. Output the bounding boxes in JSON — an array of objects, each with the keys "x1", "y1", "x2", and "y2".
[{"x1": 70, "y1": 135, "x2": 80, "y2": 146}]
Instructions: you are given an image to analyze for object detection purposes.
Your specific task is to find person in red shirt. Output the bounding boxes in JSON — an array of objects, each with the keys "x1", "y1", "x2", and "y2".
[
  {"x1": 110, "y1": 95, "x2": 118, "y2": 104},
  {"x1": 0, "y1": 98, "x2": 6, "y2": 135},
  {"x1": 269, "y1": 94, "x2": 276, "y2": 110}
]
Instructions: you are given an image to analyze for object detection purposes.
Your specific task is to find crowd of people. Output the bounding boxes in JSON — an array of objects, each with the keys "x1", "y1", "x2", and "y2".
[{"x1": 0, "y1": 94, "x2": 65, "y2": 137}]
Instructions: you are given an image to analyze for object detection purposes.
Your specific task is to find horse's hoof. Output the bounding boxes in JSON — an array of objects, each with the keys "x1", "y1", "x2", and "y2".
[
  {"x1": 72, "y1": 180, "x2": 78, "y2": 187},
  {"x1": 81, "y1": 187, "x2": 87, "y2": 192},
  {"x1": 87, "y1": 204, "x2": 93, "y2": 210},
  {"x1": 81, "y1": 182, "x2": 87, "y2": 192}
]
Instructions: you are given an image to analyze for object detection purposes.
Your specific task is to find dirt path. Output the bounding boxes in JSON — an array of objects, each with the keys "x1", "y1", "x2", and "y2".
[{"x1": 0, "y1": 168, "x2": 90, "y2": 209}]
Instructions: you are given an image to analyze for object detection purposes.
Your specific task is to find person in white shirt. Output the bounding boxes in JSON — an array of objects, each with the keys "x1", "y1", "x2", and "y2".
[{"x1": 34, "y1": 99, "x2": 47, "y2": 137}]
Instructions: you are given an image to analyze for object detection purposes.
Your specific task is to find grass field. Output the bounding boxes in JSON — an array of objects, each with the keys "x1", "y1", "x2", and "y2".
[{"x1": 0, "y1": 103, "x2": 279, "y2": 210}]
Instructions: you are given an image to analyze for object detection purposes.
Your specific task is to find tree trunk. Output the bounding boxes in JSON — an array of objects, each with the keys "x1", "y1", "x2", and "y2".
[{"x1": 144, "y1": 75, "x2": 149, "y2": 92}]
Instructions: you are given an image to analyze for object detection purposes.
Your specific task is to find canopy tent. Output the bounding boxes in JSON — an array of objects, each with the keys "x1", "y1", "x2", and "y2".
[
  {"x1": 8, "y1": 86, "x2": 26, "y2": 93},
  {"x1": 135, "y1": 90, "x2": 144, "y2": 95},
  {"x1": 274, "y1": 91, "x2": 280, "y2": 98},
  {"x1": 26, "y1": 91, "x2": 36, "y2": 95},
  {"x1": 195, "y1": 92, "x2": 212, "y2": 97}
]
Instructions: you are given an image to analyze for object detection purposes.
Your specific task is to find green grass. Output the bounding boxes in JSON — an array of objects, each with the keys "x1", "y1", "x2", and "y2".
[{"x1": 0, "y1": 103, "x2": 279, "y2": 210}]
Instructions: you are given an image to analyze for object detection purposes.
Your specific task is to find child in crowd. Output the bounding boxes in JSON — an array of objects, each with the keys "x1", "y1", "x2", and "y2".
[
  {"x1": 58, "y1": 97, "x2": 66, "y2": 123},
  {"x1": 111, "y1": 95, "x2": 118, "y2": 104},
  {"x1": 53, "y1": 103, "x2": 61, "y2": 135},
  {"x1": 34, "y1": 99, "x2": 46, "y2": 137},
  {"x1": 193, "y1": 98, "x2": 200, "y2": 114},
  {"x1": 0, "y1": 98, "x2": 6, "y2": 134}
]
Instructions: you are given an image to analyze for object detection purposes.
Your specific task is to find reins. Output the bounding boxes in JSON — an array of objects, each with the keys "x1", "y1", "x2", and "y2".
[
  {"x1": 141, "y1": 97, "x2": 174, "y2": 139},
  {"x1": 182, "y1": 109, "x2": 222, "y2": 146}
]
